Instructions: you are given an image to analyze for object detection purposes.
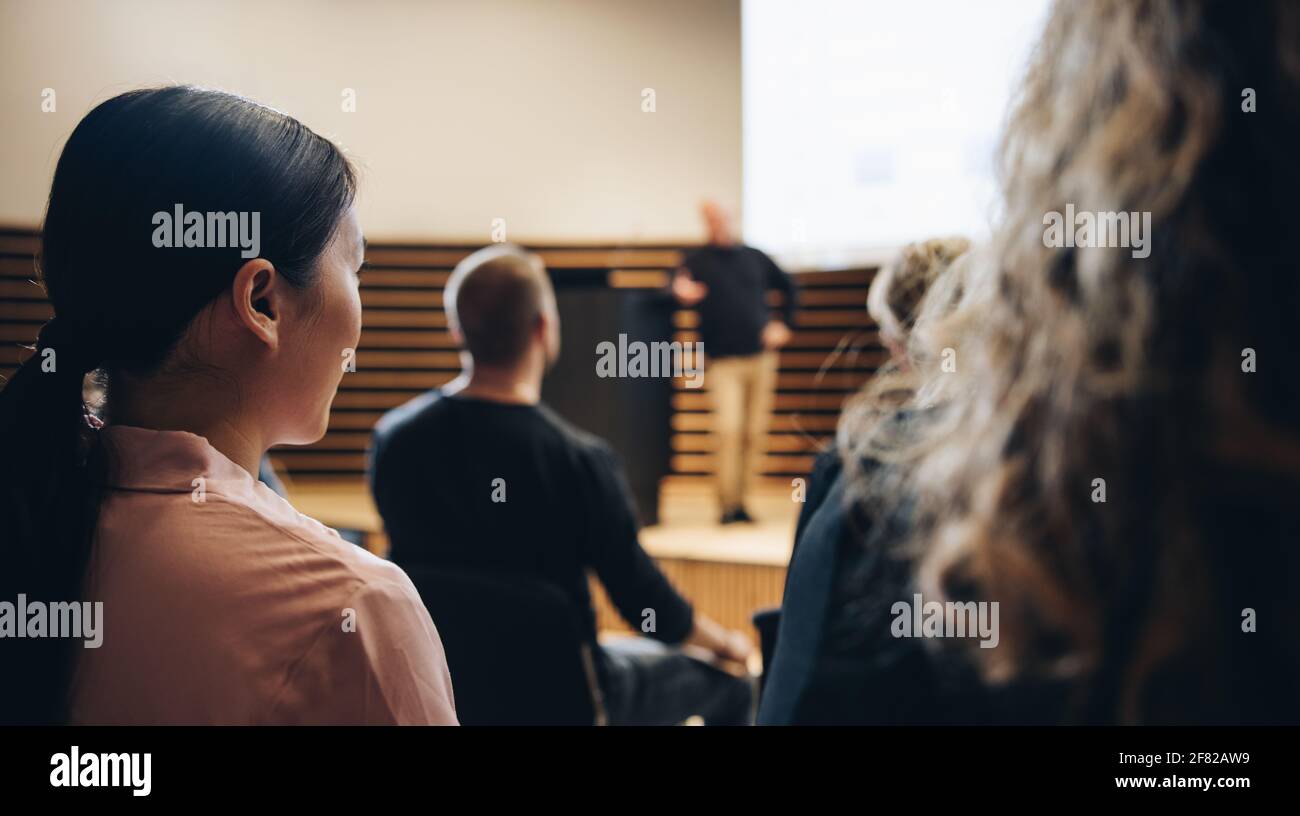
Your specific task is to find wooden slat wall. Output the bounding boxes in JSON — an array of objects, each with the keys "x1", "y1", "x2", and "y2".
[
  {"x1": 273, "y1": 244, "x2": 695, "y2": 478},
  {"x1": 0, "y1": 231, "x2": 44, "y2": 374},
  {"x1": 0, "y1": 227, "x2": 880, "y2": 482}
]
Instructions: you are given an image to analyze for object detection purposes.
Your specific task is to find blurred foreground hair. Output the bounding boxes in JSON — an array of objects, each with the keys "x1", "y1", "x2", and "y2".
[{"x1": 841, "y1": 0, "x2": 1300, "y2": 722}]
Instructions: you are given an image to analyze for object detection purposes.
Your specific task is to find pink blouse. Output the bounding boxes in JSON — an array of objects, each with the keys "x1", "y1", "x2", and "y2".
[{"x1": 70, "y1": 426, "x2": 458, "y2": 725}]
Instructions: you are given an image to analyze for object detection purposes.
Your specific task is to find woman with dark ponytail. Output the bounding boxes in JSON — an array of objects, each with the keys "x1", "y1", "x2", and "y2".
[{"x1": 0, "y1": 86, "x2": 457, "y2": 724}]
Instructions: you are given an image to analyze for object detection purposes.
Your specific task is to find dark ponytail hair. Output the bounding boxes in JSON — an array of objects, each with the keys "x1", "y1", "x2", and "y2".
[{"x1": 0, "y1": 86, "x2": 356, "y2": 723}]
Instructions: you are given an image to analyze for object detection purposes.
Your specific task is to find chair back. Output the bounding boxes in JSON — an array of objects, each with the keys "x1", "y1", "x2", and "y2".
[{"x1": 404, "y1": 566, "x2": 603, "y2": 726}]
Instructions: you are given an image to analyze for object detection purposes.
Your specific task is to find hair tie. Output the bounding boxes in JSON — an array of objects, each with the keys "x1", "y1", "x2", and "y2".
[{"x1": 36, "y1": 318, "x2": 106, "y2": 375}]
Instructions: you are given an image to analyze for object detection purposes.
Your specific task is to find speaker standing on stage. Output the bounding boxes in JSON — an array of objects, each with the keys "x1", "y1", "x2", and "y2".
[{"x1": 672, "y1": 201, "x2": 797, "y2": 524}]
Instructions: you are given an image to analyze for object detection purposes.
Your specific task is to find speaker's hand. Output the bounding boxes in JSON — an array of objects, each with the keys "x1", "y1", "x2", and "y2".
[
  {"x1": 761, "y1": 320, "x2": 792, "y2": 350},
  {"x1": 671, "y1": 268, "x2": 709, "y2": 306}
]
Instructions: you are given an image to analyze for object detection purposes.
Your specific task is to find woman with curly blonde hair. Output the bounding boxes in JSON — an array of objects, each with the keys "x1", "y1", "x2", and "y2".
[
  {"x1": 758, "y1": 239, "x2": 972, "y2": 725},
  {"x1": 839, "y1": 0, "x2": 1300, "y2": 724},
  {"x1": 867, "y1": 236, "x2": 972, "y2": 372},
  {"x1": 765, "y1": 0, "x2": 1300, "y2": 725}
]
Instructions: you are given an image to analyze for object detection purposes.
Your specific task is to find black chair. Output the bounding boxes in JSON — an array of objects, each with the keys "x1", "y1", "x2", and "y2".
[
  {"x1": 751, "y1": 606, "x2": 781, "y2": 701},
  {"x1": 403, "y1": 566, "x2": 605, "y2": 726}
]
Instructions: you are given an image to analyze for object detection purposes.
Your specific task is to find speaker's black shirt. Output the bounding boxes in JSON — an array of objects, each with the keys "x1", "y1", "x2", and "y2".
[{"x1": 683, "y1": 244, "x2": 797, "y2": 358}]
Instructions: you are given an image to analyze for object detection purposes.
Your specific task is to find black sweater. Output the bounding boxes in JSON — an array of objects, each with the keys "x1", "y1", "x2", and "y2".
[
  {"x1": 369, "y1": 390, "x2": 694, "y2": 651},
  {"x1": 683, "y1": 244, "x2": 797, "y2": 359}
]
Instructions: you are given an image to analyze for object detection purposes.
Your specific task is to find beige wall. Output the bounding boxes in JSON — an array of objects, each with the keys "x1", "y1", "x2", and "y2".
[{"x1": 0, "y1": 0, "x2": 740, "y2": 243}]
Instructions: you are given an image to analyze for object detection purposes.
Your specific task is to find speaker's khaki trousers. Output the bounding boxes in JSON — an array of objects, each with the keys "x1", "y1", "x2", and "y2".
[{"x1": 707, "y1": 351, "x2": 778, "y2": 513}]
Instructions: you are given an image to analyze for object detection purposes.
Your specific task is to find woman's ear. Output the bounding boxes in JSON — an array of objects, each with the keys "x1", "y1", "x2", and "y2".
[{"x1": 230, "y1": 258, "x2": 281, "y2": 349}]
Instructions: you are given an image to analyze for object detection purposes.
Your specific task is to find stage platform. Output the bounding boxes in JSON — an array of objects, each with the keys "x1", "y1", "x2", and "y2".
[{"x1": 285, "y1": 476, "x2": 796, "y2": 645}]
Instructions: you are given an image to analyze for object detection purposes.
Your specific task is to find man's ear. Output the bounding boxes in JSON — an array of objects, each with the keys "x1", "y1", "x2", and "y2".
[
  {"x1": 230, "y1": 259, "x2": 281, "y2": 349},
  {"x1": 536, "y1": 307, "x2": 560, "y2": 362}
]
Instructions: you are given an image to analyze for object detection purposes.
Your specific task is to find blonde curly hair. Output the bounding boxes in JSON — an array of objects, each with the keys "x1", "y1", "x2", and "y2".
[
  {"x1": 867, "y1": 236, "x2": 972, "y2": 358},
  {"x1": 841, "y1": 0, "x2": 1300, "y2": 723}
]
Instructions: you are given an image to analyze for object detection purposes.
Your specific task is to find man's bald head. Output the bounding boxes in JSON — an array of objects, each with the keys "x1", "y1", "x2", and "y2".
[
  {"x1": 444, "y1": 244, "x2": 557, "y2": 367},
  {"x1": 700, "y1": 199, "x2": 734, "y2": 245}
]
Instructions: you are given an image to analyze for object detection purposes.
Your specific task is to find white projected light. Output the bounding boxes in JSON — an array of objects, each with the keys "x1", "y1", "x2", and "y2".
[{"x1": 742, "y1": 0, "x2": 1051, "y2": 267}]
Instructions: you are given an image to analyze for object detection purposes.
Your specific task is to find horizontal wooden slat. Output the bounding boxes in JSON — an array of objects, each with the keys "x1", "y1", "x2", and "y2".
[
  {"x1": 671, "y1": 453, "x2": 818, "y2": 475},
  {"x1": 672, "y1": 329, "x2": 878, "y2": 349},
  {"x1": 673, "y1": 371, "x2": 869, "y2": 392},
  {"x1": 0, "y1": 234, "x2": 40, "y2": 254},
  {"x1": 538, "y1": 249, "x2": 684, "y2": 269},
  {"x1": 363, "y1": 248, "x2": 473, "y2": 267},
  {"x1": 671, "y1": 433, "x2": 828, "y2": 453},
  {"x1": 301, "y1": 432, "x2": 374, "y2": 450},
  {"x1": 0, "y1": 325, "x2": 40, "y2": 342},
  {"x1": 791, "y1": 309, "x2": 874, "y2": 327},
  {"x1": 269, "y1": 451, "x2": 368, "y2": 471},
  {"x1": 674, "y1": 392, "x2": 850, "y2": 412},
  {"x1": 673, "y1": 412, "x2": 840, "y2": 433},
  {"x1": 359, "y1": 330, "x2": 458, "y2": 349},
  {"x1": 609, "y1": 269, "x2": 670, "y2": 288},
  {"x1": 797, "y1": 269, "x2": 877, "y2": 287},
  {"x1": 0, "y1": 345, "x2": 34, "y2": 367},
  {"x1": 785, "y1": 329, "x2": 878, "y2": 348},
  {"x1": 0, "y1": 279, "x2": 46, "y2": 299},
  {"x1": 0, "y1": 255, "x2": 40, "y2": 278},
  {"x1": 360, "y1": 268, "x2": 450, "y2": 288},
  {"x1": 360, "y1": 310, "x2": 447, "y2": 328},
  {"x1": 340, "y1": 371, "x2": 455, "y2": 389},
  {"x1": 360, "y1": 289, "x2": 443, "y2": 308},
  {"x1": 0, "y1": 301, "x2": 52, "y2": 321},
  {"x1": 673, "y1": 309, "x2": 872, "y2": 330},
  {"x1": 780, "y1": 288, "x2": 868, "y2": 307},
  {"x1": 777, "y1": 349, "x2": 885, "y2": 369},
  {"x1": 327, "y1": 411, "x2": 385, "y2": 430},
  {"x1": 331, "y1": 391, "x2": 421, "y2": 409},
  {"x1": 660, "y1": 473, "x2": 800, "y2": 489},
  {"x1": 355, "y1": 350, "x2": 460, "y2": 368}
]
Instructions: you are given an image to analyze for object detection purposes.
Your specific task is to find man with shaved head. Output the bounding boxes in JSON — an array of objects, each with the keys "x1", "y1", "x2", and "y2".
[
  {"x1": 443, "y1": 244, "x2": 560, "y2": 384},
  {"x1": 370, "y1": 244, "x2": 753, "y2": 725}
]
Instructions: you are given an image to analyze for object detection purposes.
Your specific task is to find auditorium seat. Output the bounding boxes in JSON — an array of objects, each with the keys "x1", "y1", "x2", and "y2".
[
  {"x1": 751, "y1": 605, "x2": 782, "y2": 698},
  {"x1": 403, "y1": 566, "x2": 604, "y2": 726}
]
